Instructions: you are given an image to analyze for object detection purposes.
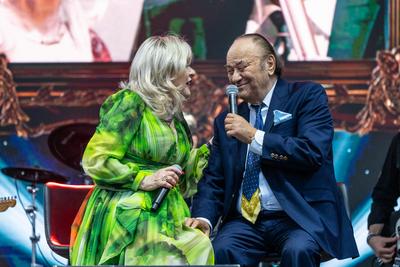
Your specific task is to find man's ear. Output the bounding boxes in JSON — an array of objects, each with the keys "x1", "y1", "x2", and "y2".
[{"x1": 265, "y1": 54, "x2": 276, "y2": 76}]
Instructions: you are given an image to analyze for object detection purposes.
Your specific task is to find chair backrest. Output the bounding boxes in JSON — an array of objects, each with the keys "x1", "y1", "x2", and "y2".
[
  {"x1": 44, "y1": 182, "x2": 93, "y2": 259},
  {"x1": 336, "y1": 181, "x2": 351, "y2": 219},
  {"x1": 319, "y1": 182, "x2": 352, "y2": 262}
]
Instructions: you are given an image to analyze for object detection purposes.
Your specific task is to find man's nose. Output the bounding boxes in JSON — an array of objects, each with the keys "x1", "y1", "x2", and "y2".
[{"x1": 230, "y1": 69, "x2": 242, "y2": 84}]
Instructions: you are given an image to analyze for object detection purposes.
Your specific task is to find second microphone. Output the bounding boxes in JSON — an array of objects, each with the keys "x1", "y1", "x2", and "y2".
[{"x1": 151, "y1": 164, "x2": 183, "y2": 212}]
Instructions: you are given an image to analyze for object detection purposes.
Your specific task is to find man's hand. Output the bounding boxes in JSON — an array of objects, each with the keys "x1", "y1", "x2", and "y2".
[
  {"x1": 368, "y1": 235, "x2": 398, "y2": 263},
  {"x1": 224, "y1": 113, "x2": 257, "y2": 144},
  {"x1": 185, "y1": 218, "x2": 211, "y2": 236}
]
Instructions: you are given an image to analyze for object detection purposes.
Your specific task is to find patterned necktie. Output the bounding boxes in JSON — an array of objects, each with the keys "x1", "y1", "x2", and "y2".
[{"x1": 241, "y1": 104, "x2": 264, "y2": 223}]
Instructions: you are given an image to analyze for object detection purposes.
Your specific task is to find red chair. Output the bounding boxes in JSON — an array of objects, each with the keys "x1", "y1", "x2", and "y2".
[{"x1": 44, "y1": 182, "x2": 93, "y2": 259}]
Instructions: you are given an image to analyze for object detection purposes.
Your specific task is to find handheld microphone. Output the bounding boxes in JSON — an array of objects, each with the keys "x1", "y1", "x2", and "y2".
[
  {"x1": 225, "y1": 85, "x2": 238, "y2": 114},
  {"x1": 151, "y1": 164, "x2": 182, "y2": 212}
]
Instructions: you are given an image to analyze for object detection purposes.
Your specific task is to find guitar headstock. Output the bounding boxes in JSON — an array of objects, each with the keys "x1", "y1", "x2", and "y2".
[{"x1": 0, "y1": 196, "x2": 16, "y2": 212}]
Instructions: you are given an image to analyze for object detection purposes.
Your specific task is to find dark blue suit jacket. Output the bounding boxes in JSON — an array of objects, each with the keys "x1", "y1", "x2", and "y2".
[{"x1": 192, "y1": 79, "x2": 359, "y2": 259}]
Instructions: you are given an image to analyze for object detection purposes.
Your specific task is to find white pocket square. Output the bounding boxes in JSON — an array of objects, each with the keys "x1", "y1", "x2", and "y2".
[{"x1": 273, "y1": 110, "x2": 292, "y2": 126}]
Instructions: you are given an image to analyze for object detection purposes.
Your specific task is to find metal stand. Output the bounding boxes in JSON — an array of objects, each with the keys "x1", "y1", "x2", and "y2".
[
  {"x1": 25, "y1": 179, "x2": 42, "y2": 267},
  {"x1": 79, "y1": 172, "x2": 93, "y2": 185}
]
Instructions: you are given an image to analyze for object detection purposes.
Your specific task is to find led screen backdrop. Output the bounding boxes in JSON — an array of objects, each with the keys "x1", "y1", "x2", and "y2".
[
  {"x1": 0, "y1": 0, "x2": 395, "y2": 267},
  {"x1": 0, "y1": 0, "x2": 386, "y2": 62}
]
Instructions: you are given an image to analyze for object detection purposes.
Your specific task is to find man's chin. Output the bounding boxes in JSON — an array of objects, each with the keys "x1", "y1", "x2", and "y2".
[{"x1": 238, "y1": 90, "x2": 249, "y2": 100}]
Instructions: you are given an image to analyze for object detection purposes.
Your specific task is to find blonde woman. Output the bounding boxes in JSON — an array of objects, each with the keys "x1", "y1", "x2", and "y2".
[{"x1": 70, "y1": 35, "x2": 214, "y2": 265}]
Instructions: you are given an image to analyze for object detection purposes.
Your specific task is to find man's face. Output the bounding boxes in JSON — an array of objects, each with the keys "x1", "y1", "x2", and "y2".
[{"x1": 225, "y1": 38, "x2": 274, "y2": 104}]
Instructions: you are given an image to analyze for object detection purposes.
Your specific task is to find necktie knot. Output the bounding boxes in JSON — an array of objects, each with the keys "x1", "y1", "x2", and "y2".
[
  {"x1": 250, "y1": 103, "x2": 265, "y2": 114},
  {"x1": 250, "y1": 103, "x2": 265, "y2": 130}
]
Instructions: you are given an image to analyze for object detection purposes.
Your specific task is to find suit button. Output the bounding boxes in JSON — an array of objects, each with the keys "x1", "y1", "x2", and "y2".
[
  {"x1": 232, "y1": 194, "x2": 235, "y2": 199},
  {"x1": 279, "y1": 155, "x2": 284, "y2": 160},
  {"x1": 283, "y1": 156, "x2": 288, "y2": 160}
]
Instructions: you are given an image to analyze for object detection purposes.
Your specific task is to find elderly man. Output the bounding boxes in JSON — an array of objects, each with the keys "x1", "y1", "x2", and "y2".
[{"x1": 186, "y1": 33, "x2": 359, "y2": 267}]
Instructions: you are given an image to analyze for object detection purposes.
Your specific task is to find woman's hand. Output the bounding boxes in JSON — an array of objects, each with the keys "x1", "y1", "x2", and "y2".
[{"x1": 139, "y1": 165, "x2": 183, "y2": 191}]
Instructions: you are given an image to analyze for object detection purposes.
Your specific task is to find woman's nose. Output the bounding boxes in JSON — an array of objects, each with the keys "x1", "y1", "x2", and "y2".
[{"x1": 188, "y1": 66, "x2": 196, "y2": 77}]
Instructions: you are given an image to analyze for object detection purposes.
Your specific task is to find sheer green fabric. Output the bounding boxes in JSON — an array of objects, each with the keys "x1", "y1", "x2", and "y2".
[{"x1": 70, "y1": 89, "x2": 213, "y2": 265}]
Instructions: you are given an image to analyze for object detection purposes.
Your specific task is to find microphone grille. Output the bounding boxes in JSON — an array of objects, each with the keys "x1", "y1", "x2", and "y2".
[{"x1": 225, "y1": 85, "x2": 238, "y2": 95}]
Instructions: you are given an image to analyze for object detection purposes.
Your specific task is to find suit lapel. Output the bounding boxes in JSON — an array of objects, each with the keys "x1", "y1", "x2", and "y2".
[{"x1": 264, "y1": 78, "x2": 289, "y2": 133}]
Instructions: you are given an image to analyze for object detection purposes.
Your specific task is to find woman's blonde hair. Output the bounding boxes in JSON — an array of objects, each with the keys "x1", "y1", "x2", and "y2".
[{"x1": 126, "y1": 34, "x2": 192, "y2": 120}]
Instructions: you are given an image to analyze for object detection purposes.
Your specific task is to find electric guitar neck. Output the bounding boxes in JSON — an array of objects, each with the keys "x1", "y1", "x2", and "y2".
[
  {"x1": 0, "y1": 196, "x2": 16, "y2": 212},
  {"x1": 392, "y1": 218, "x2": 400, "y2": 267}
]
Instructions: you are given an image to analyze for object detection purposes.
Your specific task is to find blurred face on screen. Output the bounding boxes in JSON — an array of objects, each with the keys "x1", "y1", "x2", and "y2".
[
  {"x1": 173, "y1": 66, "x2": 196, "y2": 98},
  {"x1": 0, "y1": 0, "x2": 113, "y2": 62},
  {"x1": 225, "y1": 38, "x2": 275, "y2": 104}
]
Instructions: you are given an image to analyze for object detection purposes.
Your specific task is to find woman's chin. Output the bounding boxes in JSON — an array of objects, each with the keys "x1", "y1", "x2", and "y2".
[{"x1": 181, "y1": 88, "x2": 191, "y2": 98}]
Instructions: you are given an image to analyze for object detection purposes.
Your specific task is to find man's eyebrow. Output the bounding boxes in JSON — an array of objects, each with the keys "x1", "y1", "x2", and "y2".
[{"x1": 224, "y1": 60, "x2": 244, "y2": 68}]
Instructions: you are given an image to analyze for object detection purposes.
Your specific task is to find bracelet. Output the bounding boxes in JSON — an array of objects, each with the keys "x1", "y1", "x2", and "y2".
[{"x1": 367, "y1": 232, "x2": 380, "y2": 244}]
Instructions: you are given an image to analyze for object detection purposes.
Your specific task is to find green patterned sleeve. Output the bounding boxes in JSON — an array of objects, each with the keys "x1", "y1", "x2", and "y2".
[
  {"x1": 180, "y1": 144, "x2": 209, "y2": 198},
  {"x1": 82, "y1": 89, "x2": 151, "y2": 191}
]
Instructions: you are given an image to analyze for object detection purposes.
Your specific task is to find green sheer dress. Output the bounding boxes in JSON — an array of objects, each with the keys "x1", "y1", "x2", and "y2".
[{"x1": 70, "y1": 89, "x2": 214, "y2": 265}]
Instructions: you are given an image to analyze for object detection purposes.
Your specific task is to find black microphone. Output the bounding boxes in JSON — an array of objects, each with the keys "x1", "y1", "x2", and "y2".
[
  {"x1": 225, "y1": 84, "x2": 238, "y2": 114},
  {"x1": 151, "y1": 164, "x2": 182, "y2": 212}
]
